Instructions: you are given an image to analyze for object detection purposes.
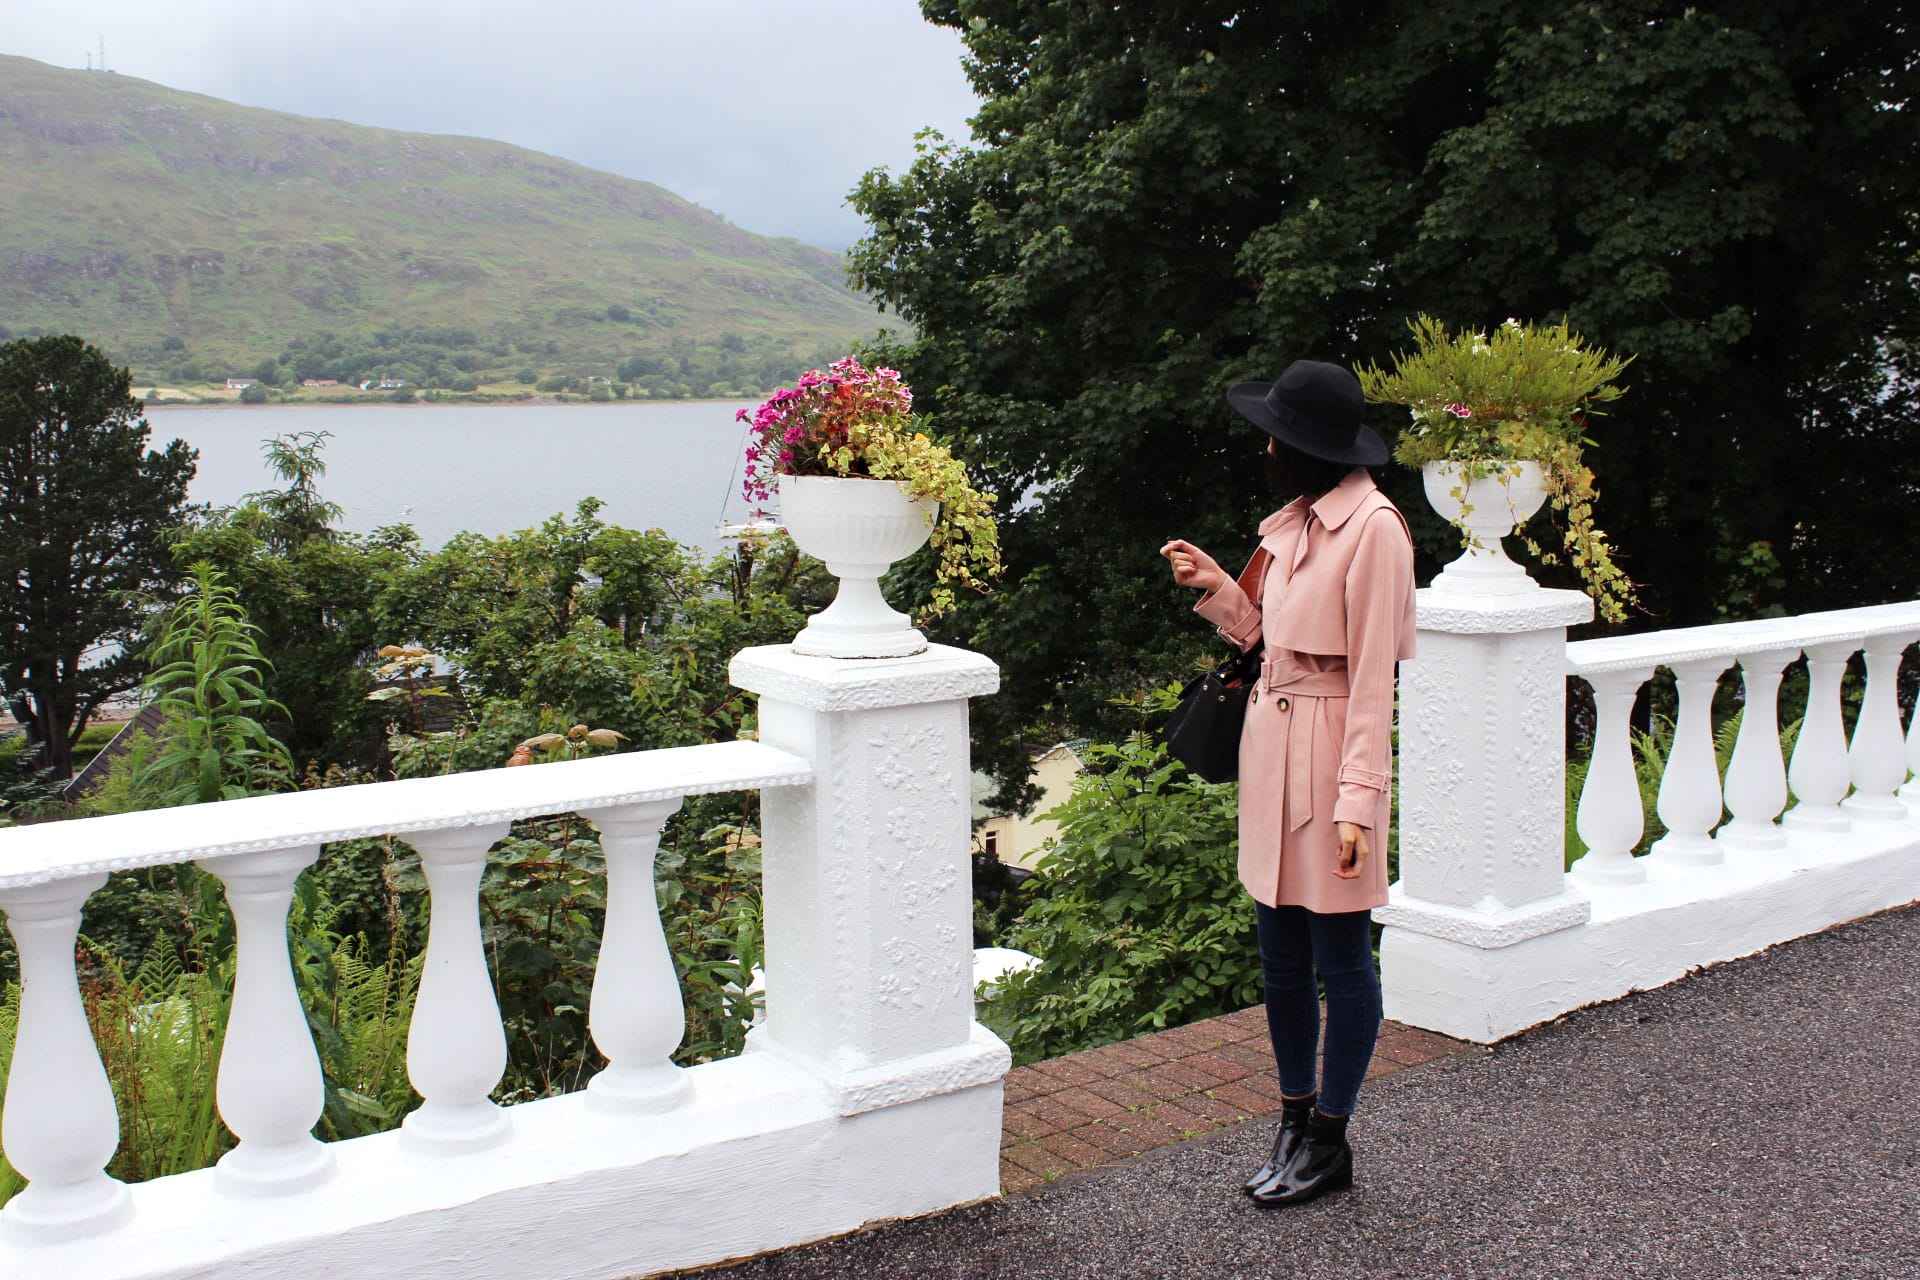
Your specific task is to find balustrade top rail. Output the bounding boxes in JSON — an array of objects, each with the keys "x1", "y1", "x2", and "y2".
[
  {"x1": 0, "y1": 739, "x2": 811, "y2": 891},
  {"x1": 1566, "y1": 601, "x2": 1920, "y2": 675}
]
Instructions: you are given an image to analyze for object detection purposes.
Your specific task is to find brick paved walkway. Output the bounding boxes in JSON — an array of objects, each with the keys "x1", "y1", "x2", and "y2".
[{"x1": 998, "y1": 1007, "x2": 1470, "y2": 1193}]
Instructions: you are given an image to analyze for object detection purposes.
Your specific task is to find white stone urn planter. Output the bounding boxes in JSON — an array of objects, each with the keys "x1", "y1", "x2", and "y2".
[
  {"x1": 1422, "y1": 460, "x2": 1549, "y2": 596},
  {"x1": 778, "y1": 473, "x2": 938, "y2": 658}
]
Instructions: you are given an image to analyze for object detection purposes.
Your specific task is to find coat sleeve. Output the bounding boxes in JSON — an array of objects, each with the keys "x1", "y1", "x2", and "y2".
[
  {"x1": 1333, "y1": 508, "x2": 1414, "y2": 828},
  {"x1": 1194, "y1": 570, "x2": 1263, "y2": 653}
]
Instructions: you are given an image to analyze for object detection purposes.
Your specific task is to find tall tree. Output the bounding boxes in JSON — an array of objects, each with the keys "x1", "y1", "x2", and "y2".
[
  {"x1": 0, "y1": 335, "x2": 198, "y2": 777},
  {"x1": 849, "y1": 0, "x2": 1920, "y2": 802}
]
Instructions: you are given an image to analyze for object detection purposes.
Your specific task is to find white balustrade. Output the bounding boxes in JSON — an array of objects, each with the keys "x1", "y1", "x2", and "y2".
[
  {"x1": 1650, "y1": 655, "x2": 1735, "y2": 865},
  {"x1": 1718, "y1": 646, "x2": 1798, "y2": 851},
  {"x1": 203, "y1": 846, "x2": 333, "y2": 1194},
  {"x1": 1842, "y1": 628, "x2": 1919, "y2": 820},
  {"x1": 401, "y1": 821, "x2": 514, "y2": 1153},
  {"x1": 1394, "y1": 599, "x2": 1920, "y2": 1045},
  {"x1": 0, "y1": 688, "x2": 1015, "y2": 1280},
  {"x1": 581, "y1": 798, "x2": 691, "y2": 1111},
  {"x1": 1785, "y1": 638, "x2": 1861, "y2": 831},
  {"x1": 0, "y1": 875, "x2": 131, "y2": 1243},
  {"x1": 1571, "y1": 666, "x2": 1652, "y2": 885}
]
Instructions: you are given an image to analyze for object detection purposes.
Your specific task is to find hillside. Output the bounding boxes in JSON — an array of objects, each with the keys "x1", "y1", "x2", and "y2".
[{"x1": 0, "y1": 55, "x2": 891, "y2": 396}]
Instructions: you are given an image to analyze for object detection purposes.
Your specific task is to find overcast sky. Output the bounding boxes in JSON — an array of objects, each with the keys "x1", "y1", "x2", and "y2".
[{"x1": 2, "y1": 0, "x2": 981, "y2": 250}]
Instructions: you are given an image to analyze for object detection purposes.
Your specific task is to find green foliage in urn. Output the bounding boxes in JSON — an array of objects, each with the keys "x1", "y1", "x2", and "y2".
[
  {"x1": 1357, "y1": 316, "x2": 1637, "y2": 621},
  {"x1": 739, "y1": 358, "x2": 1002, "y2": 618}
]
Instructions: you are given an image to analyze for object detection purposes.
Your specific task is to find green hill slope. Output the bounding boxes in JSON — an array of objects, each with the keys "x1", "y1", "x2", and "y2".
[{"x1": 0, "y1": 54, "x2": 890, "y2": 396}]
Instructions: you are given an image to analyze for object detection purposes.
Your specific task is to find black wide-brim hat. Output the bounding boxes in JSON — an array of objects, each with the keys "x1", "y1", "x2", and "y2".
[{"x1": 1227, "y1": 359, "x2": 1387, "y2": 467}]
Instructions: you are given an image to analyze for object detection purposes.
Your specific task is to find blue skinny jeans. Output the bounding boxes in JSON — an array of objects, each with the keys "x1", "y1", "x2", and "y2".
[{"x1": 1254, "y1": 902, "x2": 1382, "y2": 1117}]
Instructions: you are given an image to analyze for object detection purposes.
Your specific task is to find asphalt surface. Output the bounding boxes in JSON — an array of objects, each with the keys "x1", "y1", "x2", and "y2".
[{"x1": 682, "y1": 904, "x2": 1920, "y2": 1280}]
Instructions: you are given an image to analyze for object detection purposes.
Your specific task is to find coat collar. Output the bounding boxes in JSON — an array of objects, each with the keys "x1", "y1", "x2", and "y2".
[{"x1": 1257, "y1": 467, "x2": 1375, "y2": 537}]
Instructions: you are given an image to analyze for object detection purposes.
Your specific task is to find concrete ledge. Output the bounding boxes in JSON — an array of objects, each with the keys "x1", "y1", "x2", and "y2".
[
  {"x1": 0, "y1": 1046, "x2": 1004, "y2": 1280},
  {"x1": 1382, "y1": 819, "x2": 1920, "y2": 1042}
]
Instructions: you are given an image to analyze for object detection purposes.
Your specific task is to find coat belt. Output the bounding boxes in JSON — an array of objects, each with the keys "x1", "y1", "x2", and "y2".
[{"x1": 1252, "y1": 661, "x2": 1349, "y2": 832}]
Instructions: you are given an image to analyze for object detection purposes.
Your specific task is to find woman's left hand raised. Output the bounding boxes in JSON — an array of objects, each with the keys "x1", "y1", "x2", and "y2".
[{"x1": 1334, "y1": 822, "x2": 1371, "y2": 879}]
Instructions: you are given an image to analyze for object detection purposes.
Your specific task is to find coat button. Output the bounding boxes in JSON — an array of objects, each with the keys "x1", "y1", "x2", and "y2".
[{"x1": 1276, "y1": 697, "x2": 1290, "y2": 712}]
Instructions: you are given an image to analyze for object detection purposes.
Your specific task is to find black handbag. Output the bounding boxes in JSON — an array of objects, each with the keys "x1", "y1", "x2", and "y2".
[
  {"x1": 1163, "y1": 546, "x2": 1272, "y2": 784},
  {"x1": 1164, "y1": 640, "x2": 1265, "y2": 783}
]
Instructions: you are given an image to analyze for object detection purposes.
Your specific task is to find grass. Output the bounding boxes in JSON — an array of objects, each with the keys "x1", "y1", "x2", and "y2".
[{"x1": 0, "y1": 53, "x2": 893, "y2": 384}]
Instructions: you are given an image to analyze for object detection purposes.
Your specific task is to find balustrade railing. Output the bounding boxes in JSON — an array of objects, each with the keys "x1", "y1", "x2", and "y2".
[
  {"x1": 0, "y1": 741, "x2": 810, "y2": 1239},
  {"x1": 1382, "y1": 582, "x2": 1920, "y2": 1045},
  {"x1": 0, "y1": 642, "x2": 1004, "y2": 1280},
  {"x1": 1566, "y1": 602, "x2": 1920, "y2": 885}
]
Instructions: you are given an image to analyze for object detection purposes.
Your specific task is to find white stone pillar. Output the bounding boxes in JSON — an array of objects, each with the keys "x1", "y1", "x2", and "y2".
[
  {"x1": 1378, "y1": 587, "x2": 1594, "y2": 1043},
  {"x1": 203, "y1": 846, "x2": 334, "y2": 1196},
  {"x1": 1569, "y1": 666, "x2": 1652, "y2": 885},
  {"x1": 0, "y1": 875, "x2": 133, "y2": 1243},
  {"x1": 580, "y1": 798, "x2": 691, "y2": 1112},
  {"x1": 1784, "y1": 639, "x2": 1860, "y2": 832},
  {"x1": 1717, "y1": 646, "x2": 1798, "y2": 852},
  {"x1": 729, "y1": 643, "x2": 1002, "y2": 1108},
  {"x1": 1649, "y1": 655, "x2": 1735, "y2": 865},
  {"x1": 1841, "y1": 630, "x2": 1917, "y2": 821},
  {"x1": 402, "y1": 821, "x2": 513, "y2": 1152}
]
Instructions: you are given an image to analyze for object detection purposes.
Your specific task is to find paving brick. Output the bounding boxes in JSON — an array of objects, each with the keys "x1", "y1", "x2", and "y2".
[
  {"x1": 1025, "y1": 1096, "x2": 1096, "y2": 1133},
  {"x1": 1211, "y1": 1077, "x2": 1287, "y2": 1113},
  {"x1": 1001, "y1": 1140, "x2": 1075, "y2": 1180},
  {"x1": 1152, "y1": 1101, "x2": 1222, "y2": 1138},
  {"x1": 1009, "y1": 1065, "x2": 1066, "y2": 1096},
  {"x1": 1061, "y1": 1046, "x2": 1132, "y2": 1079},
  {"x1": 1216, "y1": 1006, "x2": 1271, "y2": 1039},
  {"x1": 1102, "y1": 1112, "x2": 1183, "y2": 1152},
  {"x1": 1187, "y1": 1091, "x2": 1261, "y2": 1126},
  {"x1": 1098, "y1": 1040, "x2": 1168, "y2": 1070},
  {"x1": 999, "y1": 1165, "x2": 1044, "y2": 1195},
  {"x1": 1154, "y1": 1059, "x2": 1231, "y2": 1092},
  {"x1": 1028, "y1": 1055, "x2": 1110, "y2": 1089},
  {"x1": 1000, "y1": 1105, "x2": 1059, "y2": 1142},
  {"x1": 1217, "y1": 1040, "x2": 1276, "y2": 1074},
  {"x1": 1156, "y1": 1023, "x2": 1232, "y2": 1056},
  {"x1": 1180, "y1": 1050, "x2": 1254, "y2": 1084},
  {"x1": 1387, "y1": 1023, "x2": 1471, "y2": 1062},
  {"x1": 1085, "y1": 1076, "x2": 1156, "y2": 1108},
  {"x1": 1123, "y1": 1068, "x2": 1199, "y2": 1104},
  {"x1": 1035, "y1": 1131, "x2": 1106, "y2": 1170},
  {"x1": 1077, "y1": 1119, "x2": 1149, "y2": 1157},
  {"x1": 1050, "y1": 1086, "x2": 1126, "y2": 1122},
  {"x1": 1002, "y1": 1076, "x2": 1039, "y2": 1105}
]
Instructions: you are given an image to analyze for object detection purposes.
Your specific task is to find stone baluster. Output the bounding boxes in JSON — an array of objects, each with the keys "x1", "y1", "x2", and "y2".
[
  {"x1": 1784, "y1": 640, "x2": 1860, "y2": 831},
  {"x1": 402, "y1": 822, "x2": 513, "y2": 1152},
  {"x1": 202, "y1": 847, "x2": 334, "y2": 1195},
  {"x1": 1649, "y1": 656, "x2": 1735, "y2": 865},
  {"x1": 0, "y1": 875, "x2": 133, "y2": 1243},
  {"x1": 1570, "y1": 667, "x2": 1652, "y2": 885},
  {"x1": 580, "y1": 798, "x2": 691, "y2": 1112},
  {"x1": 1841, "y1": 630, "x2": 1917, "y2": 821},
  {"x1": 1717, "y1": 647, "x2": 1798, "y2": 851}
]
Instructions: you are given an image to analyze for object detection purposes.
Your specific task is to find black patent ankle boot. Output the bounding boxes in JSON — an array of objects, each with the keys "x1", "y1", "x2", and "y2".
[
  {"x1": 1249, "y1": 1109, "x2": 1354, "y2": 1207},
  {"x1": 1241, "y1": 1093, "x2": 1316, "y2": 1195}
]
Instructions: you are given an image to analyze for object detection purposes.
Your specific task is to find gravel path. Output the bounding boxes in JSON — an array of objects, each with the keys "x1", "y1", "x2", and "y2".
[{"x1": 685, "y1": 905, "x2": 1920, "y2": 1280}]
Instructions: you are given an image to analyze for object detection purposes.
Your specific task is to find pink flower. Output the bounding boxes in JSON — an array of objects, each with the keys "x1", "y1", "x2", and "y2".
[{"x1": 1444, "y1": 403, "x2": 1472, "y2": 419}]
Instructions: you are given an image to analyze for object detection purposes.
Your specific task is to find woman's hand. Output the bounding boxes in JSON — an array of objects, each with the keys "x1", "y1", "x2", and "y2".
[
  {"x1": 1160, "y1": 539, "x2": 1228, "y2": 594},
  {"x1": 1334, "y1": 822, "x2": 1371, "y2": 879}
]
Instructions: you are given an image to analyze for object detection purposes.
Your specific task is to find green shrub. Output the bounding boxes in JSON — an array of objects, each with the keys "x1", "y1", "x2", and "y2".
[{"x1": 980, "y1": 690, "x2": 1257, "y2": 1066}]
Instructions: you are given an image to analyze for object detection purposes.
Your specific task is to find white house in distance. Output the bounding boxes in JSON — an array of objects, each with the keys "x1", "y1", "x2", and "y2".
[{"x1": 973, "y1": 740, "x2": 1086, "y2": 871}]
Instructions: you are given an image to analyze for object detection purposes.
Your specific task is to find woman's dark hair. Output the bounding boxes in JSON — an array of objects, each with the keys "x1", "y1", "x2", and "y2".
[{"x1": 1264, "y1": 439, "x2": 1359, "y2": 501}]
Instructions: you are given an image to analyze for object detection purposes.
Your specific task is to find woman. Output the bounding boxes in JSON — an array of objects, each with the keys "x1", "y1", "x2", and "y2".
[{"x1": 1160, "y1": 360, "x2": 1416, "y2": 1208}]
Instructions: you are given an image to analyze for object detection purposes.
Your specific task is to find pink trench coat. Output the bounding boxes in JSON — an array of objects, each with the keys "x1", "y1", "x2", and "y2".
[{"x1": 1193, "y1": 468, "x2": 1417, "y2": 913}]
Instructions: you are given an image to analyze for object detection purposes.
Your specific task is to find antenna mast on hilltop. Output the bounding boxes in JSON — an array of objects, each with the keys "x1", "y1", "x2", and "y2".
[{"x1": 99, "y1": 36, "x2": 107, "y2": 73}]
